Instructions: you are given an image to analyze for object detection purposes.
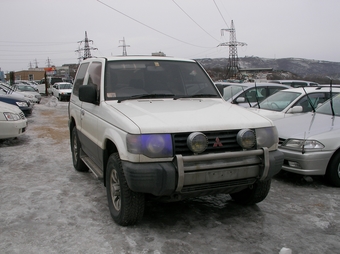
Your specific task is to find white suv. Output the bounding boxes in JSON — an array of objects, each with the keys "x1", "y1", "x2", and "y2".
[{"x1": 68, "y1": 56, "x2": 284, "y2": 225}]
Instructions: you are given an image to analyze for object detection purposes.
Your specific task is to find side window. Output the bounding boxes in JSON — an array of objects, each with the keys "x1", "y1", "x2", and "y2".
[
  {"x1": 86, "y1": 62, "x2": 102, "y2": 100},
  {"x1": 87, "y1": 62, "x2": 102, "y2": 88},
  {"x1": 294, "y1": 93, "x2": 323, "y2": 112},
  {"x1": 242, "y1": 88, "x2": 267, "y2": 103},
  {"x1": 268, "y1": 87, "x2": 286, "y2": 96},
  {"x1": 292, "y1": 82, "x2": 307, "y2": 88},
  {"x1": 73, "y1": 63, "x2": 89, "y2": 96}
]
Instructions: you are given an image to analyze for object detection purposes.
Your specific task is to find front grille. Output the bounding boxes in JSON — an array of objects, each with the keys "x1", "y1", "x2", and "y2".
[
  {"x1": 279, "y1": 138, "x2": 286, "y2": 145},
  {"x1": 181, "y1": 178, "x2": 257, "y2": 193},
  {"x1": 173, "y1": 130, "x2": 249, "y2": 156},
  {"x1": 19, "y1": 112, "x2": 25, "y2": 119}
]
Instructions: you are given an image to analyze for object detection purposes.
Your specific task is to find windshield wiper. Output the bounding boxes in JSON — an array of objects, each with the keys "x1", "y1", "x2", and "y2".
[
  {"x1": 174, "y1": 94, "x2": 219, "y2": 100},
  {"x1": 302, "y1": 87, "x2": 316, "y2": 112},
  {"x1": 117, "y1": 93, "x2": 175, "y2": 103},
  {"x1": 330, "y1": 79, "x2": 335, "y2": 116}
]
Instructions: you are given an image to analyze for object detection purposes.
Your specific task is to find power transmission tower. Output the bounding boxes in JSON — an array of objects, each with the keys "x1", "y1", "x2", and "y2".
[
  {"x1": 34, "y1": 59, "x2": 39, "y2": 68},
  {"x1": 119, "y1": 37, "x2": 130, "y2": 56},
  {"x1": 46, "y1": 57, "x2": 52, "y2": 68},
  {"x1": 218, "y1": 20, "x2": 247, "y2": 79},
  {"x1": 75, "y1": 31, "x2": 98, "y2": 61}
]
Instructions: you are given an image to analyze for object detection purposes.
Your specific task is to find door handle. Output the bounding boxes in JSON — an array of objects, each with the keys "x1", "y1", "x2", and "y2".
[{"x1": 81, "y1": 109, "x2": 85, "y2": 116}]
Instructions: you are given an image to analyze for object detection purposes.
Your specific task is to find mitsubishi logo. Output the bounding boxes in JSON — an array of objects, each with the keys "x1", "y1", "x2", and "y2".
[{"x1": 213, "y1": 137, "x2": 223, "y2": 147}]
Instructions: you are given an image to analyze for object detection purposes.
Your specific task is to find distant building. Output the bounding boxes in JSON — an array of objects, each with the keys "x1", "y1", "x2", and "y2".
[
  {"x1": 0, "y1": 68, "x2": 5, "y2": 82},
  {"x1": 4, "y1": 64, "x2": 78, "y2": 82},
  {"x1": 152, "y1": 51, "x2": 166, "y2": 56}
]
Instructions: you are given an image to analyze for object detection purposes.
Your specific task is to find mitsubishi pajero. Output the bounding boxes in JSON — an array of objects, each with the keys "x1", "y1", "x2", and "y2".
[{"x1": 68, "y1": 56, "x2": 284, "y2": 226}]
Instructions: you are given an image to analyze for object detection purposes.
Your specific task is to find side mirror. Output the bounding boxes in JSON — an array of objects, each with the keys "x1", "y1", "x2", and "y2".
[
  {"x1": 287, "y1": 106, "x2": 303, "y2": 113},
  {"x1": 79, "y1": 85, "x2": 97, "y2": 104},
  {"x1": 236, "y1": 97, "x2": 245, "y2": 103}
]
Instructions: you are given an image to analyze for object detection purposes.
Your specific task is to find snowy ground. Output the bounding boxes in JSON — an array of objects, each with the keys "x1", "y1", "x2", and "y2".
[{"x1": 0, "y1": 96, "x2": 340, "y2": 254}]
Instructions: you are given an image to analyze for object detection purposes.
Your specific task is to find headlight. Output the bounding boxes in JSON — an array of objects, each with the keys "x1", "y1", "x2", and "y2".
[
  {"x1": 3, "y1": 112, "x2": 20, "y2": 121},
  {"x1": 127, "y1": 134, "x2": 173, "y2": 158},
  {"x1": 187, "y1": 132, "x2": 208, "y2": 154},
  {"x1": 16, "y1": 102, "x2": 28, "y2": 107},
  {"x1": 237, "y1": 129, "x2": 256, "y2": 149},
  {"x1": 282, "y1": 139, "x2": 324, "y2": 150},
  {"x1": 255, "y1": 126, "x2": 279, "y2": 150}
]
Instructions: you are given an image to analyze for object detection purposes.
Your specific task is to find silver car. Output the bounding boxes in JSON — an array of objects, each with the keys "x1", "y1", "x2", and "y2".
[
  {"x1": 248, "y1": 86, "x2": 340, "y2": 121},
  {"x1": 220, "y1": 83, "x2": 290, "y2": 107},
  {"x1": 275, "y1": 93, "x2": 340, "y2": 186}
]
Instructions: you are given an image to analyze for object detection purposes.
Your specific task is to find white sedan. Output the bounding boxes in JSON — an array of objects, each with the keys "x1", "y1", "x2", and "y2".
[
  {"x1": 15, "y1": 84, "x2": 42, "y2": 104},
  {"x1": 248, "y1": 86, "x2": 340, "y2": 121},
  {"x1": 0, "y1": 101, "x2": 27, "y2": 139},
  {"x1": 51, "y1": 82, "x2": 72, "y2": 101}
]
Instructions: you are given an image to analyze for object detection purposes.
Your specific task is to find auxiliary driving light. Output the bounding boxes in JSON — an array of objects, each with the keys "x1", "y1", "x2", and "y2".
[
  {"x1": 237, "y1": 129, "x2": 256, "y2": 149},
  {"x1": 187, "y1": 132, "x2": 208, "y2": 154}
]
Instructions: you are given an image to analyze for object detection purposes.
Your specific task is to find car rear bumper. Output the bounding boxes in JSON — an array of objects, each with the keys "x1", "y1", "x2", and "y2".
[{"x1": 122, "y1": 149, "x2": 283, "y2": 197}]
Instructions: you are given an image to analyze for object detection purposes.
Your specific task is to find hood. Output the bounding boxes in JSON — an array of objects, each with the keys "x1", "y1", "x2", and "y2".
[
  {"x1": 0, "y1": 93, "x2": 29, "y2": 102},
  {"x1": 17, "y1": 91, "x2": 36, "y2": 98},
  {"x1": 108, "y1": 98, "x2": 273, "y2": 133},
  {"x1": 248, "y1": 107, "x2": 285, "y2": 121},
  {"x1": 274, "y1": 112, "x2": 340, "y2": 139},
  {"x1": 59, "y1": 89, "x2": 72, "y2": 93},
  {"x1": 0, "y1": 101, "x2": 23, "y2": 114}
]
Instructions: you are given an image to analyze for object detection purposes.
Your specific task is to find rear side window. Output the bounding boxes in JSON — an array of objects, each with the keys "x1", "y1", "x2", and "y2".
[{"x1": 73, "y1": 63, "x2": 89, "y2": 96}]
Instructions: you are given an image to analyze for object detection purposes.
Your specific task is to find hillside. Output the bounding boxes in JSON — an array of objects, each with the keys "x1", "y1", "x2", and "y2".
[{"x1": 196, "y1": 56, "x2": 340, "y2": 83}]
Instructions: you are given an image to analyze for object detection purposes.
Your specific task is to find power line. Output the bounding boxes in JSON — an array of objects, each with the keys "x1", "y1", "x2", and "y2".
[
  {"x1": 96, "y1": 0, "x2": 211, "y2": 49},
  {"x1": 213, "y1": 0, "x2": 229, "y2": 28},
  {"x1": 172, "y1": 0, "x2": 219, "y2": 43}
]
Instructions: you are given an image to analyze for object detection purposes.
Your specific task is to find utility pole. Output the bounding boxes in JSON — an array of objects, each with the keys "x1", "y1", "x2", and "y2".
[
  {"x1": 75, "y1": 31, "x2": 98, "y2": 61},
  {"x1": 119, "y1": 37, "x2": 130, "y2": 56},
  {"x1": 218, "y1": 20, "x2": 247, "y2": 79}
]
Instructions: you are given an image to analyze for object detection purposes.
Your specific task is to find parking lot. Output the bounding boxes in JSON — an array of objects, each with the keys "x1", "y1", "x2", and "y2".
[{"x1": 1, "y1": 96, "x2": 340, "y2": 254}]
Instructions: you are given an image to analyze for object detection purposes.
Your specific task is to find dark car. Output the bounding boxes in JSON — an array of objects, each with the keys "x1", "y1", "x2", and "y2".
[{"x1": 0, "y1": 91, "x2": 33, "y2": 116}]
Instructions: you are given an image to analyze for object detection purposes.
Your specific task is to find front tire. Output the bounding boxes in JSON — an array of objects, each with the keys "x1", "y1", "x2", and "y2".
[
  {"x1": 106, "y1": 153, "x2": 145, "y2": 226},
  {"x1": 230, "y1": 180, "x2": 271, "y2": 205},
  {"x1": 70, "y1": 126, "x2": 88, "y2": 172},
  {"x1": 325, "y1": 152, "x2": 340, "y2": 187}
]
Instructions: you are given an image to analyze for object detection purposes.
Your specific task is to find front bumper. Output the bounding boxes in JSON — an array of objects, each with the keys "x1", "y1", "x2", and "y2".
[
  {"x1": 0, "y1": 119, "x2": 27, "y2": 139},
  {"x1": 279, "y1": 147, "x2": 333, "y2": 175},
  {"x1": 122, "y1": 149, "x2": 283, "y2": 197}
]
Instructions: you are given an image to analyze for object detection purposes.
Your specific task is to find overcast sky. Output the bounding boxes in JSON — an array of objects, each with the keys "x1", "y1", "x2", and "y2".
[{"x1": 1, "y1": 0, "x2": 340, "y2": 72}]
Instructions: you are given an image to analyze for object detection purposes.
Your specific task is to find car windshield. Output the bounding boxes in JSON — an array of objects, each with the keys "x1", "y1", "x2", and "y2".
[
  {"x1": 104, "y1": 60, "x2": 219, "y2": 101},
  {"x1": 17, "y1": 85, "x2": 36, "y2": 92},
  {"x1": 59, "y1": 83, "x2": 72, "y2": 89},
  {"x1": 221, "y1": 85, "x2": 246, "y2": 101},
  {"x1": 256, "y1": 91, "x2": 301, "y2": 111},
  {"x1": 316, "y1": 94, "x2": 340, "y2": 116}
]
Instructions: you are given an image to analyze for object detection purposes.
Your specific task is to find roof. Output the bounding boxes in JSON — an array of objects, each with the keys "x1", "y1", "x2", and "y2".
[
  {"x1": 226, "y1": 82, "x2": 290, "y2": 88},
  {"x1": 81, "y1": 55, "x2": 196, "y2": 63},
  {"x1": 277, "y1": 86, "x2": 340, "y2": 93}
]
